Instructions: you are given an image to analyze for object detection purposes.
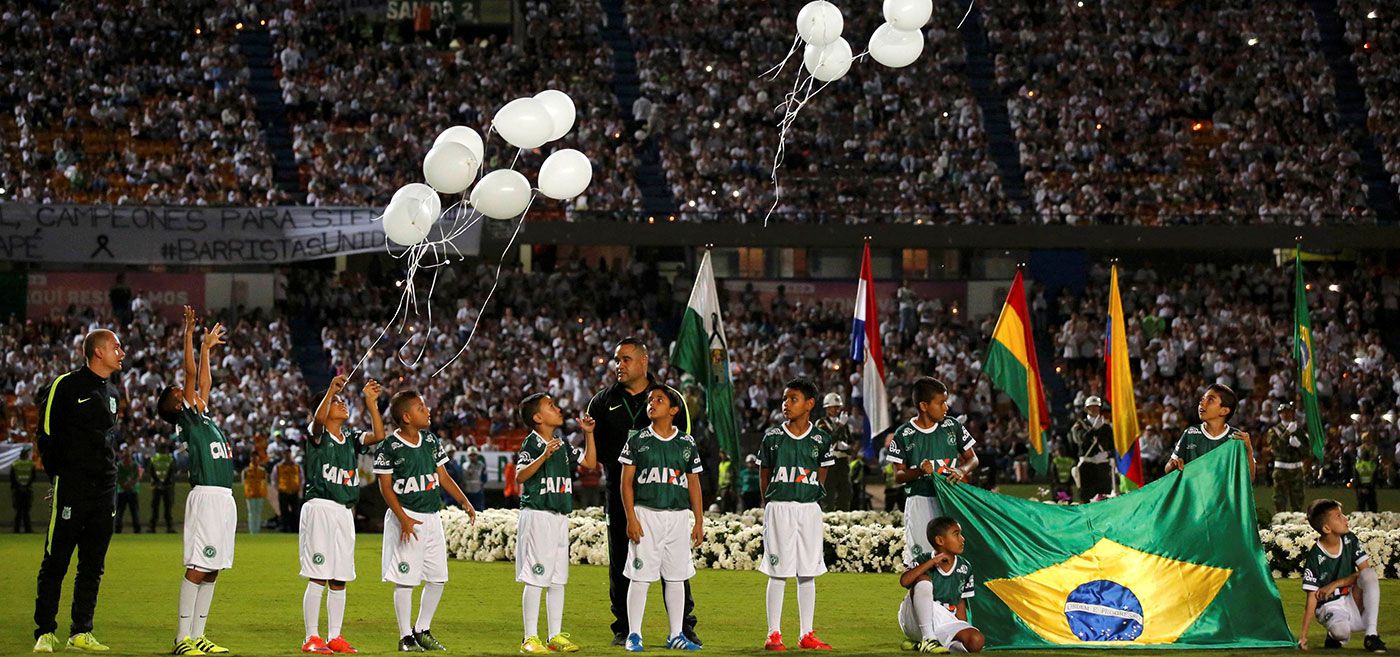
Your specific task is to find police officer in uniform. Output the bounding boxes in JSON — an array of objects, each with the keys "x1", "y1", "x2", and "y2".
[
  {"x1": 1264, "y1": 403, "x2": 1307, "y2": 512},
  {"x1": 148, "y1": 440, "x2": 176, "y2": 533},
  {"x1": 11, "y1": 444, "x2": 36, "y2": 533},
  {"x1": 586, "y1": 338, "x2": 699, "y2": 646},
  {"x1": 1071, "y1": 396, "x2": 1115, "y2": 501},
  {"x1": 31, "y1": 329, "x2": 125, "y2": 652},
  {"x1": 815, "y1": 393, "x2": 853, "y2": 512}
]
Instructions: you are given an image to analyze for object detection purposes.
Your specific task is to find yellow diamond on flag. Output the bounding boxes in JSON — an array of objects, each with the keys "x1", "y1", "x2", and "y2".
[{"x1": 984, "y1": 538, "x2": 1232, "y2": 645}]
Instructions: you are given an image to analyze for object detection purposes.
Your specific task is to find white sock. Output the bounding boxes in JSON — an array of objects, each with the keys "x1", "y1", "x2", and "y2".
[
  {"x1": 326, "y1": 588, "x2": 346, "y2": 639},
  {"x1": 546, "y1": 584, "x2": 565, "y2": 639},
  {"x1": 393, "y1": 586, "x2": 414, "y2": 638},
  {"x1": 191, "y1": 580, "x2": 216, "y2": 637},
  {"x1": 176, "y1": 578, "x2": 199, "y2": 642},
  {"x1": 912, "y1": 581, "x2": 936, "y2": 641},
  {"x1": 664, "y1": 580, "x2": 684, "y2": 639},
  {"x1": 1358, "y1": 567, "x2": 1380, "y2": 635},
  {"x1": 765, "y1": 577, "x2": 786, "y2": 635},
  {"x1": 523, "y1": 585, "x2": 543, "y2": 640},
  {"x1": 797, "y1": 576, "x2": 816, "y2": 636},
  {"x1": 303, "y1": 582, "x2": 325, "y2": 641},
  {"x1": 415, "y1": 581, "x2": 444, "y2": 633},
  {"x1": 950, "y1": 640, "x2": 969, "y2": 653},
  {"x1": 627, "y1": 580, "x2": 649, "y2": 637}
]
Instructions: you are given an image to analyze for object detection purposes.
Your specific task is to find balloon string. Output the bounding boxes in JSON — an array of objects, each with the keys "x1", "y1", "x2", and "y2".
[
  {"x1": 759, "y1": 34, "x2": 802, "y2": 81},
  {"x1": 430, "y1": 195, "x2": 536, "y2": 378},
  {"x1": 956, "y1": 0, "x2": 976, "y2": 29}
]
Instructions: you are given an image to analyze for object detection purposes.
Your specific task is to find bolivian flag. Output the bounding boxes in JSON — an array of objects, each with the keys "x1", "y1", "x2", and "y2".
[
  {"x1": 935, "y1": 441, "x2": 1294, "y2": 649},
  {"x1": 984, "y1": 271, "x2": 1050, "y2": 473}
]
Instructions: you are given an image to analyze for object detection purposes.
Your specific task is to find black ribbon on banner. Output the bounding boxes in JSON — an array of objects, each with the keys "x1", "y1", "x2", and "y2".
[{"x1": 90, "y1": 234, "x2": 115, "y2": 258}]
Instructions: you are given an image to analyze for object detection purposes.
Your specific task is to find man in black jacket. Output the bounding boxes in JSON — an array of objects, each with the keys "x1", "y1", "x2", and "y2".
[
  {"x1": 31, "y1": 329, "x2": 124, "y2": 653},
  {"x1": 586, "y1": 338, "x2": 700, "y2": 646}
]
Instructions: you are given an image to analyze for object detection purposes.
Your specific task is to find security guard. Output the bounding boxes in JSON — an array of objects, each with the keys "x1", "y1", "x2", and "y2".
[
  {"x1": 32, "y1": 329, "x2": 125, "y2": 652},
  {"x1": 11, "y1": 443, "x2": 36, "y2": 533},
  {"x1": 815, "y1": 393, "x2": 854, "y2": 511},
  {"x1": 148, "y1": 440, "x2": 176, "y2": 533},
  {"x1": 1071, "y1": 396, "x2": 1115, "y2": 501},
  {"x1": 1264, "y1": 403, "x2": 1307, "y2": 512},
  {"x1": 585, "y1": 337, "x2": 697, "y2": 646}
]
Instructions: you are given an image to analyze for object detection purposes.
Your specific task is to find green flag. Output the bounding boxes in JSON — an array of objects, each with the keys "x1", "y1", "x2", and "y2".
[
  {"x1": 672, "y1": 251, "x2": 739, "y2": 456},
  {"x1": 935, "y1": 441, "x2": 1294, "y2": 649},
  {"x1": 1294, "y1": 251, "x2": 1326, "y2": 459}
]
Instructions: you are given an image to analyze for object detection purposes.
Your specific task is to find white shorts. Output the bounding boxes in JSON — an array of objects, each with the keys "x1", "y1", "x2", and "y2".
[
  {"x1": 300, "y1": 498, "x2": 357, "y2": 581},
  {"x1": 759, "y1": 501, "x2": 826, "y2": 578},
  {"x1": 516, "y1": 509, "x2": 569, "y2": 587},
  {"x1": 382, "y1": 509, "x2": 448, "y2": 586},
  {"x1": 1316, "y1": 595, "x2": 1365, "y2": 642},
  {"x1": 184, "y1": 486, "x2": 237, "y2": 572},
  {"x1": 898, "y1": 590, "x2": 974, "y2": 646},
  {"x1": 903, "y1": 496, "x2": 943, "y2": 567},
  {"x1": 624, "y1": 506, "x2": 696, "y2": 583}
]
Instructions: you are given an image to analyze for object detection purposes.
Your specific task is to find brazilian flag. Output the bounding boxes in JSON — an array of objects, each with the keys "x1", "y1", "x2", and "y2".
[{"x1": 935, "y1": 442, "x2": 1294, "y2": 649}]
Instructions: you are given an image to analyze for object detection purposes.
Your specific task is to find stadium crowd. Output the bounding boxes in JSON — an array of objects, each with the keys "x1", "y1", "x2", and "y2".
[
  {"x1": 984, "y1": 0, "x2": 1375, "y2": 225},
  {"x1": 1339, "y1": 0, "x2": 1400, "y2": 198}
]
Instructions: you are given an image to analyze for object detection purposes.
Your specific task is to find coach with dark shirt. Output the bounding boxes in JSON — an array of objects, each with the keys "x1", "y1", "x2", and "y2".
[
  {"x1": 587, "y1": 338, "x2": 700, "y2": 646},
  {"x1": 31, "y1": 329, "x2": 125, "y2": 653}
]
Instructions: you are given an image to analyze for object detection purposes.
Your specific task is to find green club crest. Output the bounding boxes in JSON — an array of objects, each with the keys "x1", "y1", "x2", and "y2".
[
  {"x1": 313, "y1": 553, "x2": 325, "y2": 565},
  {"x1": 633, "y1": 558, "x2": 643, "y2": 569},
  {"x1": 769, "y1": 554, "x2": 779, "y2": 566},
  {"x1": 912, "y1": 545, "x2": 927, "y2": 561},
  {"x1": 398, "y1": 561, "x2": 410, "y2": 574},
  {"x1": 203, "y1": 546, "x2": 216, "y2": 559},
  {"x1": 532, "y1": 563, "x2": 545, "y2": 576}
]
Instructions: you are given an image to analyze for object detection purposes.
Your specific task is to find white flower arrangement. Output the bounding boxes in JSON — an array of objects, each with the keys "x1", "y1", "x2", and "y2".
[{"x1": 437, "y1": 508, "x2": 1398, "y2": 578}]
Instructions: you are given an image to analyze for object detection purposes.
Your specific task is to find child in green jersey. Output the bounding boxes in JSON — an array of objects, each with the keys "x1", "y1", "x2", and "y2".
[
  {"x1": 1298, "y1": 499, "x2": 1385, "y2": 653},
  {"x1": 885, "y1": 377, "x2": 979, "y2": 567},
  {"x1": 898, "y1": 518, "x2": 984, "y2": 654},
  {"x1": 298, "y1": 373, "x2": 385, "y2": 654},
  {"x1": 375, "y1": 390, "x2": 476, "y2": 653},
  {"x1": 619, "y1": 385, "x2": 704, "y2": 652},
  {"x1": 1165, "y1": 384, "x2": 1256, "y2": 480},
  {"x1": 515, "y1": 393, "x2": 598, "y2": 654},
  {"x1": 757, "y1": 379, "x2": 835, "y2": 651},
  {"x1": 157, "y1": 306, "x2": 235, "y2": 656}
]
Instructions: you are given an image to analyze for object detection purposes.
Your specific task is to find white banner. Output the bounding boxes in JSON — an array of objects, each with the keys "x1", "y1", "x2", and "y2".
[{"x1": 0, "y1": 203, "x2": 480, "y2": 265}]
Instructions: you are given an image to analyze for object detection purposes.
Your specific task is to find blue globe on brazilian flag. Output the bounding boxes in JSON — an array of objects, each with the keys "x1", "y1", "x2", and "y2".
[{"x1": 935, "y1": 442, "x2": 1295, "y2": 649}]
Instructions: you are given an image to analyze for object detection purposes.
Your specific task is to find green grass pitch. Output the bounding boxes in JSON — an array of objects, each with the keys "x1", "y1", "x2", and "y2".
[{"x1": 0, "y1": 532, "x2": 1396, "y2": 656}]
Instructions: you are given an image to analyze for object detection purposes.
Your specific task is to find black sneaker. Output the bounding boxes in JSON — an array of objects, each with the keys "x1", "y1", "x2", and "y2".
[
  {"x1": 611, "y1": 634, "x2": 628, "y2": 647},
  {"x1": 399, "y1": 635, "x2": 424, "y2": 652},
  {"x1": 1365, "y1": 635, "x2": 1388, "y2": 653},
  {"x1": 683, "y1": 630, "x2": 703, "y2": 647},
  {"x1": 1324, "y1": 637, "x2": 1343, "y2": 649},
  {"x1": 414, "y1": 630, "x2": 447, "y2": 651}
]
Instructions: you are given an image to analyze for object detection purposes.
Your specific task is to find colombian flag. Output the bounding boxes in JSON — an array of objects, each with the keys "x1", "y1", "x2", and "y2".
[
  {"x1": 1105, "y1": 265, "x2": 1143, "y2": 489},
  {"x1": 935, "y1": 441, "x2": 1295, "y2": 649},
  {"x1": 984, "y1": 270, "x2": 1050, "y2": 473}
]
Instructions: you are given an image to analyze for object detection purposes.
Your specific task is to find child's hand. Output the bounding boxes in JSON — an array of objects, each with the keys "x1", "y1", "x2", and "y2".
[
  {"x1": 202, "y1": 323, "x2": 227, "y2": 349},
  {"x1": 363, "y1": 379, "x2": 382, "y2": 404},
  {"x1": 1166, "y1": 457, "x2": 1185, "y2": 472},
  {"x1": 945, "y1": 468, "x2": 966, "y2": 484},
  {"x1": 1316, "y1": 582, "x2": 1336, "y2": 599},
  {"x1": 691, "y1": 519, "x2": 704, "y2": 547},
  {"x1": 579, "y1": 414, "x2": 596, "y2": 434},
  {"x1": 1233, "y1": 431, "x2": 1251, "y2": 444},
  {"x1": 183, "y1": 305, "x2": 196, "y2": 327},
  {"x1": 1298, "y1": 637, "x2": 1308, "y2": 651},
  {"x1": 627, "y1": 516, "x2": 644, "y2": 543},
  {"x1": 919, "y1": 460, "x2": 936, "y2": 475},
  {"x1": 930, "y1": 552, "x2": 954, "y2": 570},
  {"x1": 398, "y1": 514, "x2": 421, "y2": 543},
  {"x1": 465, "y1": 503, "x2": 476, "y2": 525},
  {"x1": 329, "y1": 374, "x2": 348, "y2": 394},
  {"x1": 544, "y1": 438, "x2": 562, "y2": 458}
]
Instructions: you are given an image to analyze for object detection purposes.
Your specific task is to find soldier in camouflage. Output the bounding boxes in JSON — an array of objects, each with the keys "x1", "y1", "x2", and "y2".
[{"x1": 1265, "y1": 403, "x2": 1307, "y2": 513}]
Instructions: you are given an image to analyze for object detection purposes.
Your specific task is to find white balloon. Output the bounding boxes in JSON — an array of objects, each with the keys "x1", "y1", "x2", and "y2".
[
  {"x1": 422, "y1": 142, "x2": 481, "y2": 195},
  {"x1": 802, "y1": 37, "x2": 853, "y2": 82},
  {"x1": 533, "y1": 90, "x2": 576, "y2": 142},
  {"x1": 433, "y1": 125, "x2": 484, "y2": 162},
  {"x1": 537, "y1": 149, "x2": 593, "y2": 200},
  {"x1": 868, "y1": 23, "x2": 924, "y2": 68},
  {"x1": 882, "y1": 0, "x2": 932, "y2": 30},
  {"x1": 382, "y1": 183, "x2": 441, "y2": 246},
  {"x1": 796, "y1": 0, "x2": 843, "y2": 46},
  {"x1": 493, "y1": 98, "x2": 554, "y2": 150},
  {"x1": 469, "y1": 169, "x2": 533, "y2": 220}
]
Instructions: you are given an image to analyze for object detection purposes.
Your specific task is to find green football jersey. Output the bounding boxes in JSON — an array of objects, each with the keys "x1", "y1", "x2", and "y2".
[
  {"x1": 885, "y1": 417, "x2": 976, "y2": 497},
  {"x1": 175, "y1": 408, "x2": 234, "y2": 488},
  {"x1": 1301, "y1": 533, "x2": 1371, "y2": 605},
  {"x1": 930, "y1": 555, "x2": 976, "y2": 611},
  {"x1": 1170, "y1": 423, "x2": 1237, "y2": 465},
  {"x1": 518, "y1": 430, "x2": 582, "y2": 514},
  {"x1": 305, "y1": 428, "x2": 376, "y2": 505},
  {"x1": 372, "y1": 429, "x2": 449, "y2": 514},
  {"x1": 618, "y1": 425, "x2": 703, "y2": 511},
  {"x1": 758, "y1": 422, "x2": 834, "y2": 503}
]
